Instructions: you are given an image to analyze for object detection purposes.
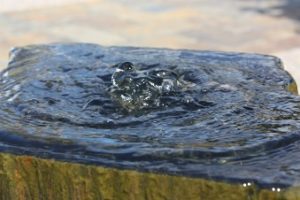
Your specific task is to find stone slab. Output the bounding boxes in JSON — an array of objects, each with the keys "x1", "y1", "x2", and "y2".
[{"x1": 0, "y1": 43, "x2": 299, "y2": 189}]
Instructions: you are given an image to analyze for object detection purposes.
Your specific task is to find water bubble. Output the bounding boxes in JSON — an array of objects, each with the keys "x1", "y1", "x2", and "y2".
[{"x1": 109, "y1": 62, "x2": 183, "y2": 113}]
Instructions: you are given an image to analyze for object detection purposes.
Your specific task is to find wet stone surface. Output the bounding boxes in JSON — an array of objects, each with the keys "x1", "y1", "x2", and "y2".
[{"x1": 0, "y1": 43, "x2": 300, "y2": 188}]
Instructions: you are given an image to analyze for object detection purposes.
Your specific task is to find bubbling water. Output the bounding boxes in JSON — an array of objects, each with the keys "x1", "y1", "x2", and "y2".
[
  {"x1": 108, "y1": 62, "x2": 197, "y2": 113},
  {"x1": 0, "y1": 44, "x2": 300, "y2": 188}
]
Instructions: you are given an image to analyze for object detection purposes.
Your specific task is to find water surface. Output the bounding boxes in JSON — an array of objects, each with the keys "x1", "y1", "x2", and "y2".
[{"x1": 0, "y1": 43, "x2": 300, "y2": 188}]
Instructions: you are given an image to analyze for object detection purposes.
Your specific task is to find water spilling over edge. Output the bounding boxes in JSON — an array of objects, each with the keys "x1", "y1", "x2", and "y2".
[{"x1": 0, "y1": 43, "x2": 299, "y2": 188}]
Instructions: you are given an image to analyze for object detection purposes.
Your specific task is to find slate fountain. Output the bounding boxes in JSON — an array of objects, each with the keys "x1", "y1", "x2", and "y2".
[{"x1": 0, "y1": 43, "x2": 299, "y2": 199}]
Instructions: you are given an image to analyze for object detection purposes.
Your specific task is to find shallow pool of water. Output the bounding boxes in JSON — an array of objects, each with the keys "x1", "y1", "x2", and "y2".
[{"x1": 0, "y1": 43, "x2": 299, "y2": 189}]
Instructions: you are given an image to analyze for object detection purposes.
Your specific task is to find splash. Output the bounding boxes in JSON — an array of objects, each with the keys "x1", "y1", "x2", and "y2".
[{"x1": 108, "y1": 62, "x2": 203, "y2": 113}]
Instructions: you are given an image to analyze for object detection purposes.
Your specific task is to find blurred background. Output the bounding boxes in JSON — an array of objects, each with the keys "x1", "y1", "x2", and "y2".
[{"x1": 0, "y1": 0, "x2": 299, "y2": 85}]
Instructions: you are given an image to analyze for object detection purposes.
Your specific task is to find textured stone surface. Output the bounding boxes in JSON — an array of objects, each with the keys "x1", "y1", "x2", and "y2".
[
  {"x1": 0, "y1": 152, "x2": 298, "y2": 200},
  {"x1": 0, "y1": 44, "x2": 299, "y2": 190}
]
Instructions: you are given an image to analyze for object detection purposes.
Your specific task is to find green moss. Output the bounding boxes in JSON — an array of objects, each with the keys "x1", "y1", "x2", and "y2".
[
  {"x1": 0, "y1": 153, "x2": 297, "y2": 200},
  {"x1": 286, "y1": 80, "x2": 298, "y2": 95}
]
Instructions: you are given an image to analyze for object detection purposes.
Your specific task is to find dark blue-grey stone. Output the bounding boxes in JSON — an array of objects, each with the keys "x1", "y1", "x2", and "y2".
[{"x1": 0, "y1": 43, "x2": 299, "y2": 188}]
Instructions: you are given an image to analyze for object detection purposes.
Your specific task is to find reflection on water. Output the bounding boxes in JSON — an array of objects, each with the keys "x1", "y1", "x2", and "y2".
[{"x1": 0, "y1": 44, "x2": 299, "y2": 193}]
